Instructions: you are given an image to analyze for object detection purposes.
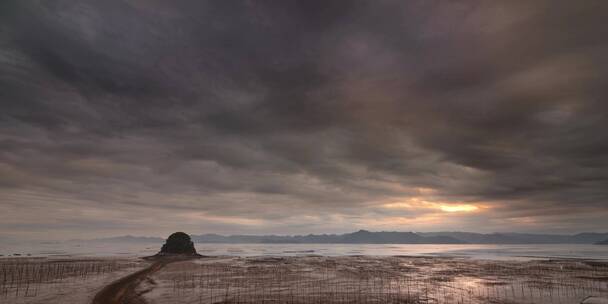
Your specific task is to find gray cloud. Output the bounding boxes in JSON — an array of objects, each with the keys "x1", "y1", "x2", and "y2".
[{"x1": 1, "y1": 0, "x2": 608, "y2": 239}]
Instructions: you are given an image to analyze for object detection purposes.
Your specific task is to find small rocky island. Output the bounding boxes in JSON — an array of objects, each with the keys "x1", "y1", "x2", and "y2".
[{"x1": 156, "y1": 232, "x2": 200, "y2": 256}]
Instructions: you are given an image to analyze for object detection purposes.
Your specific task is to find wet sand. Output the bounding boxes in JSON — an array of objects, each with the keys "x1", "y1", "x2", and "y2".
[
  {"x1": 2, "y1": 255, "x2": 608, "y2": 304},
  {"x1": 143, "y1": 255, "x2": 608, "y2": 304},
  {"x1": 0, "y1": 257, "x2": 145, "y2": 304}
]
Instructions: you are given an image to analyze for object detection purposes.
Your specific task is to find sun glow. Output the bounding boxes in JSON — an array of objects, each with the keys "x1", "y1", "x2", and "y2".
[
  {"x1": 382, "y1": 198, "x2": 483, "y2": 213},
  {"x1": 438, "y1": 204, "x2": 479, "y2": 213}
]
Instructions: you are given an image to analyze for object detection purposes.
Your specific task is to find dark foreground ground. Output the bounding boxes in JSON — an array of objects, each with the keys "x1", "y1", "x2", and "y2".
[{"x1": 1, "y1": 256, "x2": 608, "y2": 304}]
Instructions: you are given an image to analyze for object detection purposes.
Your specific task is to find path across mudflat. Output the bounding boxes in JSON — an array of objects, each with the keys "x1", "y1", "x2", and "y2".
[
  {"x1": 91, "y1": 260, "x2": 166, "y2": 304},
  {"x1": 91, "y1": 256, "x2": 200, "y2": 304}
]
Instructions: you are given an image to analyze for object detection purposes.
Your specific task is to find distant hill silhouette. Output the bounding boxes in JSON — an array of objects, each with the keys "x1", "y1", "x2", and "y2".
[
  {"x1": 418, "y1": 232, "x2": 608, "y2": 244},
  {"x1": 188, "y1": 230, "x2": 464, "y2": 244},
  {"x1": 79, "y1": 231, "x2": 608, "y2": 245},
  {"x1": 74, "y1": 235, "x2": 164, "y2": 243},
  {"x1": 190, "y1": 231, "x2": 608, "y2": 244},
  {"x1": 596, "y1": 239, "x2": 608, "y2": 245}
]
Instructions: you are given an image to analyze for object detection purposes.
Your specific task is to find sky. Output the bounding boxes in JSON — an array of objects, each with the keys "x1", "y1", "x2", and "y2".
[{"x1": 1, "y1": 1, "x2": 608, "y2": 240}]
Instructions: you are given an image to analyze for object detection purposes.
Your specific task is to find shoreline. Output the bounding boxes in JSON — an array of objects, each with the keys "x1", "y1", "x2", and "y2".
[{"x1": 3, "y1": 242, "x2": 608, "y2": 261}]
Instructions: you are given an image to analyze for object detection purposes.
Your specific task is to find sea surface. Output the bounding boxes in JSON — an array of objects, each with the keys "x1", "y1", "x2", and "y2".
[{"x1": 1, "y1": 242, "x2": 607, "y2": 260}]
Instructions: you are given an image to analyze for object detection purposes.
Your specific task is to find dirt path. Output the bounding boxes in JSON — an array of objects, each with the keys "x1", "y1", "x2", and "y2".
[
  {"x1": 92, "y1": 256, "x2": 202, "y2": 304},
  {"x1": 91, "y1": 259, "x2": 168, "y2": 304}
]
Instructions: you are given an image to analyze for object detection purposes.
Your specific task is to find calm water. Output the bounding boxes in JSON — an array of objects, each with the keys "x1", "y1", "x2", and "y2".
[{"x1": 1, "y1": 242, "x2": 607, "y2": 260}]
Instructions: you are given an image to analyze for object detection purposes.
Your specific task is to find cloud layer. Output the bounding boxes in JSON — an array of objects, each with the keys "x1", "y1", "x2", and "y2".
[{"x1": 1, "y1": 1, "x2": 608, "y2": 239}]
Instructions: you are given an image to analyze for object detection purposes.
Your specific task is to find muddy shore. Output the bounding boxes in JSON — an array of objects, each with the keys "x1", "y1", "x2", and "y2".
[
  {"x1": 143, "y1": 255, "x2": 608, "y2": 304},
  {"x1": 2, "y1": 255, "x2": 608, "y2": 304}
]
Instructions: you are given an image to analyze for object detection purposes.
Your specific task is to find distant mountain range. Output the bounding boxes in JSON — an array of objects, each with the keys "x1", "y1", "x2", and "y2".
[
  {"x1": 191, "y1": 230, "x2": 465, "y2": 244},
  {"x1": 80, "y1": 230, "x2": 608, "y2": 245},
  {"x1": 72, "y1": 235, "x2": 164, "y2": 243},
  {"x1": 417, "y1": 232, "x2": 608, "y2": 244}
]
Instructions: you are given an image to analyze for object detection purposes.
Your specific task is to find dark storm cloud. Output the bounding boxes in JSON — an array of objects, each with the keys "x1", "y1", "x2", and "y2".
[{"x1": 1, "y1": 0, "x2": 608, "y2": 238}]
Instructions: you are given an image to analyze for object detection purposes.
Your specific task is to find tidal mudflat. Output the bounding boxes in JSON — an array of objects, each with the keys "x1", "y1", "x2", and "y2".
[
  {"x1": 2, "y1": 255, "x2": 608, "y2": 304},
  {"x1": 142, "y1": 256, "x2": 608, "y2": 304},
  {"x1": 0, "y1": 257, "x2": 145, "y2": 304}
]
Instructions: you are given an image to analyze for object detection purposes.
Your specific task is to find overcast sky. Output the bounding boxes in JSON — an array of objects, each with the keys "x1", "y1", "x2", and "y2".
[{"x1": 1, "y1": 1, "x2": 608, "y2": 240}]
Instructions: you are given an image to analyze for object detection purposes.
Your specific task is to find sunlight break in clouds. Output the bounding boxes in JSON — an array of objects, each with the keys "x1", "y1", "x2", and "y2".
[
  {"x1": 383, "y1": 198, "x2": 483, "y2": 214},
  {"x1": 438, "y1": 204, "x2": 479, "y2": 213}
]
